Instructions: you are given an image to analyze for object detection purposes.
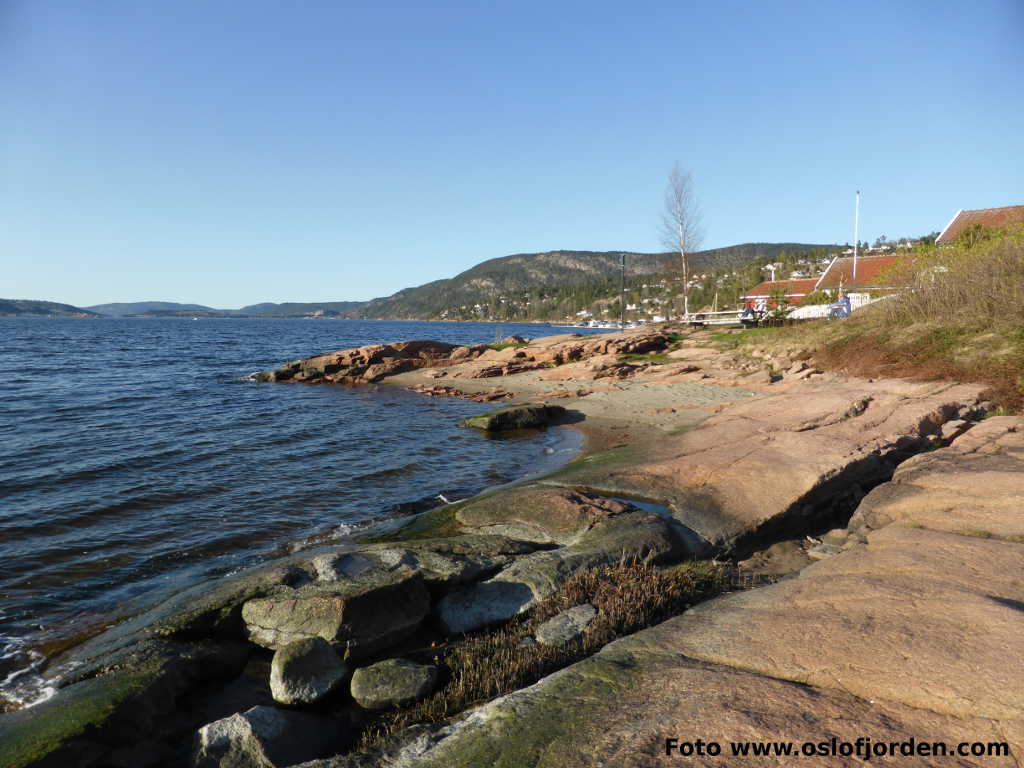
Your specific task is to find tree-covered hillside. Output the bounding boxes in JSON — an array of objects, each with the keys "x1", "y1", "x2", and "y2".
[
  {"x1": 0, "y1": 299, "x2": 98, "y2": 317},
  {"x1": 356, "y1": 243, "x2": 835, "y2": 320},
  {"x1": 84, "y1": 301, "x2": 217, "y2": 316},
  {"x1": 235, "y1": 301, "x2": 368, "y2": 317}
]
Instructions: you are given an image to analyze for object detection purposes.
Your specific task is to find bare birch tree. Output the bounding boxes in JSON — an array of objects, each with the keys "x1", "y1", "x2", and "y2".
[{"x1": 661, "y1": 164, "x2": 703, "y2": 318}]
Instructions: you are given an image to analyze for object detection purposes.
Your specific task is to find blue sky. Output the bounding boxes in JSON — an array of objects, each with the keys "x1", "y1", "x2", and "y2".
[{"x1": 3, "y1": 0, "x2": 1022, "y2": 307}]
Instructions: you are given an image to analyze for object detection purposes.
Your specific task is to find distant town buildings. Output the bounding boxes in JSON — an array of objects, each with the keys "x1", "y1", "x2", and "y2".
[{"x1": 740, "y1": 278, "x2": 819, "y2": 308}]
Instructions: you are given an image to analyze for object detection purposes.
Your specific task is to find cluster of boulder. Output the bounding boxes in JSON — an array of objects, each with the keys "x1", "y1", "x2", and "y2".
[
  {"x1": 0, "y1": 483, "x2": 688, "y2": 768},
  {"x1": 406, "y1": 384, "x2": 512, "y2": 402},
  {"x1": 192, "y1": 642, "x2": 438, "y2": 767},
  {"x1": 250, "y1": 327, "x2": 841, "y2": 397},
  {"x1": 252, "y1": 341, "x2": 463, "y2": 385},
  {"x1": 252, "y1": 331, "x2": 675, "y2": 387}
]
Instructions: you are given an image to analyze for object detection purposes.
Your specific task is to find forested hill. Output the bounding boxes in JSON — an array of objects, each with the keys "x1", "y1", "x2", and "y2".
[
  {"x1": 357, "y1": 243, "x2": 833, "y2": 319},
  {"x1": 235, "y1": 301, "x2": 368, "y2": 317},
  {"x1": 83, "y1": 301, "x2": 369, "y2": 317},
  {"x1": 0, "y1": 299, "x2": 98, "y2": 317},
  {"x1": 85, "y1": 301, "x2": 217, "y2": 316}
]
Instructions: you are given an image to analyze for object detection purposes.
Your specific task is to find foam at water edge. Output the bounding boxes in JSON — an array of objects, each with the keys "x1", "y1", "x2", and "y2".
[{"x1": 0, "y1": 637, "x2": 62, "y2": 710}]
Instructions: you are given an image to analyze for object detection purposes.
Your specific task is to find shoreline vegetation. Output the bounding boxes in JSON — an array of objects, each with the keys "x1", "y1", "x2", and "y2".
[{"x1": 3, "y1": 229, "x2": 1023, "y2": 766}]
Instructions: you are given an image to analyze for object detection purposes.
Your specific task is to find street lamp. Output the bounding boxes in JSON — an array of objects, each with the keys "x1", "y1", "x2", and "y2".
[{"x1": 620, "y1": 253, "x2": 626, "y2": 330}]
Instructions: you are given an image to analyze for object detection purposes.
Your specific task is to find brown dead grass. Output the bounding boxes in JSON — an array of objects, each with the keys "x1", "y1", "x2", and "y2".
[
  {"x1": 355, "y1": 558, "x2": 731, "y2": 750},
  {"x1": 734, "y1": 227, "x2": 1024, "y2": 411}
]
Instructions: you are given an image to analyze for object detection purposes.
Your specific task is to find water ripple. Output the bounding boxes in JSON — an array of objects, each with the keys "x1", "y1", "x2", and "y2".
[{"x1": 0, "y1": 317, "x2": 602, "y2": 705}]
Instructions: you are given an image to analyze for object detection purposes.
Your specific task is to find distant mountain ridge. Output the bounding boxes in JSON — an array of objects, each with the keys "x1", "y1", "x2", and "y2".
[
  {"x1": 11, "y1": 241, "x2": 834, "y2": 320},
  {"x1": 85, "y1": 301, "x2": 218, "y2": 316},
  {"x1": 0, "y1": 299, "x2": 99, "y2": 317},
  {"x1": 235, "y1": 301, "x2": 368, "y2": 317},
  {"x1": 82, "y1": 301, "x2": 369, "y2": 317}
]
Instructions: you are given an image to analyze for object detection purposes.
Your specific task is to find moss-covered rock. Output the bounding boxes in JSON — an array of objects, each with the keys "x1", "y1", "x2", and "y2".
[
  {"x1": 455, "y1": 487, "x2": 637, "y2": 545},
  {"x1": 270, "y1": 637, "x2": 348, "y2": 706},
  {"x1": 242, "y1": 569, "x2": 430, "y2": 660},
  {"x1": 0, "y1": 638, "x2": 248, "y2": 768},
  {"x1": 350, "y1": 659, "x2": 437, "y2": 710},
  {"x1": 459, "y1": 405, "x2": 566, "y2": 431},
  {"x1": 0, "y1": 668, "x2": 161, "y2": 768}
]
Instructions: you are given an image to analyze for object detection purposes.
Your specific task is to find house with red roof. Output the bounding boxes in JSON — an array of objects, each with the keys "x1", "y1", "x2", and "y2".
[
  {"x1": 935, "y1": 205, "x2": 1024, "y2": 244},
  {"x1": 813, "y1": 253, "x2": 904, "y2": 292}
]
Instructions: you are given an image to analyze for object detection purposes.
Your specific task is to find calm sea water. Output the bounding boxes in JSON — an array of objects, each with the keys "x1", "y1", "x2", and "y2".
[{"x1": 0, "y1": 318, "x2": 602, "y2": 705}]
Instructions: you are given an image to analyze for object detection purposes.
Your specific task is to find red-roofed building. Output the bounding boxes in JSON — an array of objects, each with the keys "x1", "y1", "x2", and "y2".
[
  {"x1": 740, "y1": 278, "x2": 819, "y2": 309},
  {"x1": 814, "y1": 253, "x2": 903, "y2": 292},
  {"x1": 935, "y1": 205, "x2": 1024, "y2": 244}
]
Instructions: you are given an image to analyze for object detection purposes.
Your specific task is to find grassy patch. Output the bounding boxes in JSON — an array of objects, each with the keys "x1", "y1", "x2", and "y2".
[
  {"x1": 811, "y1": 227, "x2": 1024, "y2": 410},
  {"x1": 356, "y1": 559, "x2": 730, "y2": 750},
  {"x1": 542, "y1": 443, "x2": 642, "y2": 483},
  {"x1": 709, "y1": 327, "x2": 784, "y2": 348}
]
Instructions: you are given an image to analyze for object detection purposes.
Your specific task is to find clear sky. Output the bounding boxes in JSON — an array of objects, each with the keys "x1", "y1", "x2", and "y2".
[{"x1": 3, "y1": 0, "x2": 1022, "y2": 308}]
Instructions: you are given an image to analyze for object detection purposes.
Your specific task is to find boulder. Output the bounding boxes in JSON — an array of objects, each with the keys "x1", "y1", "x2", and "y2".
[
  {"x1": 789, "y1": 366, "x2": 820, "y2": 380},
  {"x1": 805, "y1": 541, "x2": 840, "y2": 559},
  {"x1": 314, "y1": 535, "x2": 536, "y2": 596},
  {"x1": 939, "y1": 418, "x2": 969, "y2": 441},
  {"x1": 432, "y1": 579, "x2": 537, "y2": 635},
  {"x1": 192, "y1": 705, "x2": 343, "y2": 768},
  {"x1": 350, "y1": 659, "x2": 437, "y2": 710},
  {"x1": 458, "y1": 404, "x2": 566, "y2": 431},
  {"x1": 455, "y1": 488, "x2": 637, "y2": 545},
  {"x1": 820, "y1": 527, "x2": 850, "y2": 546},
  {"x1": 269, "y1": 637, "x2": 348, "y2": 706},
  {"x1": 448, "y1": 344, "x2": 487, "y2": 362},
  {"x1": 534, "y1": 604, "x2": 597, "y2": 646},
  {"x1": 242, "y1": 569, "x2": 429, "y2": 660},
  {"x1": 435, "y1": 508, "x2": 680, "y2": 634}
]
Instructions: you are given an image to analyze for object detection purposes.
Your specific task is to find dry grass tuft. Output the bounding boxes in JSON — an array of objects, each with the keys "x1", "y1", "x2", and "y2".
[
  {"x1": 356, "y1": 558, "x2": 731, "y2": 749},
  {"x1": 738, "y1": 226, "x2": 1024, "y2": 410}
]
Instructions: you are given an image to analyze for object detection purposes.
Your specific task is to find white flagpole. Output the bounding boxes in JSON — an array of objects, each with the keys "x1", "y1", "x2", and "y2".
[{"x1": 853, "y1": 190, "x2": 860, "y2": 286}]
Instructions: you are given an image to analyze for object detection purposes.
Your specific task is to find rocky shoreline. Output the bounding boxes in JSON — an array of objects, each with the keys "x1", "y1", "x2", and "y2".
[{"x1": 2, "y1": 326, "x2": 1021, "y2": 767}]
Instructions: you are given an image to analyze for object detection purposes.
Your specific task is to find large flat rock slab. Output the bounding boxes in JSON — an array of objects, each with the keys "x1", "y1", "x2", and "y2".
[
  {"x1": 850, "y1": 416, "x2": 1024, "y2": 539},
  {"x1": 455, "y1": 488, "x2": 640, "y2": 545},
  {"x1": 313, "y1": 634, "x2": 1017, "y2": 767},
  {"x1": 667, "y1": 524, "x2": 1024, "y2": 722},
  {"x1": 549, "y1": 379, "x2": 986, "y2": 546}
]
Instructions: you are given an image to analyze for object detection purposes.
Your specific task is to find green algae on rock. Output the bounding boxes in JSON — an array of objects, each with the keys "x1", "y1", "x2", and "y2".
[{"x1": 458, "y1": 404, "x2": 566, "y2": 431}]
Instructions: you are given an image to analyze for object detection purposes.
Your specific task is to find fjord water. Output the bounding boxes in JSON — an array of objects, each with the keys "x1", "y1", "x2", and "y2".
[{"x1": 0, "y1": 318, "x2": 594, "y2": 705}]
